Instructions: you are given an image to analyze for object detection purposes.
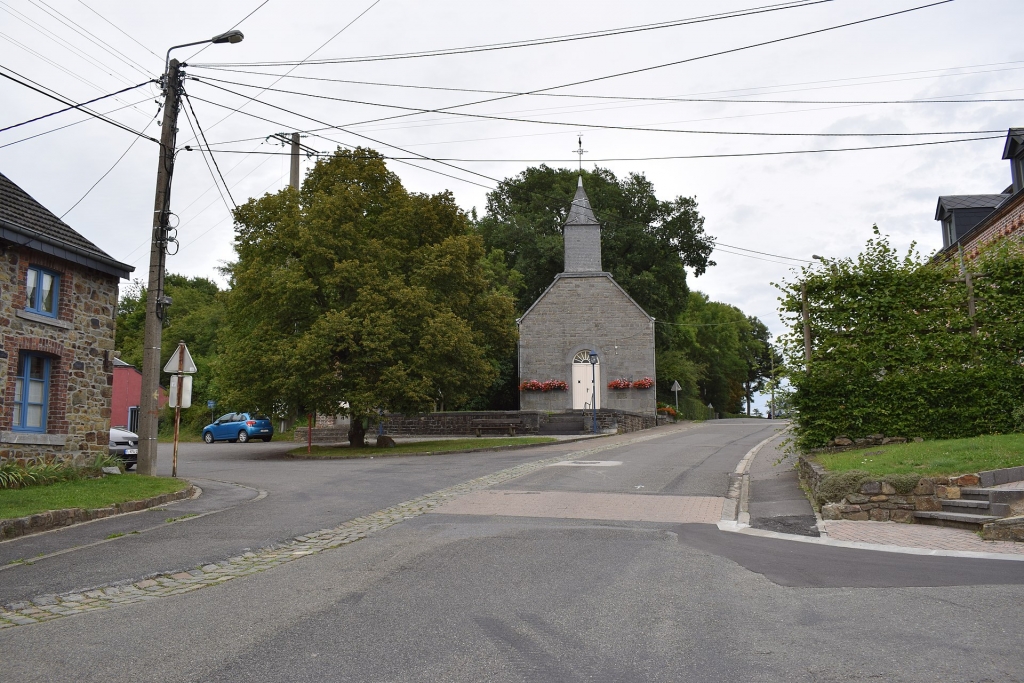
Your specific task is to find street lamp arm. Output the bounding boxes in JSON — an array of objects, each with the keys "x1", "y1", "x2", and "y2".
[{"x1": 165, "y1": 31, "x2": 244, "y2": 72}]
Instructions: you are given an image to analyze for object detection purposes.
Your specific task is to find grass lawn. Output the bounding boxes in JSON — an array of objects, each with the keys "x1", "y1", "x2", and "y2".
[
  {"x1": 815, "y1": 433, "x2": 1024, "y2": 477},
  {"x1": 0, "y1": 475, "x2": 190, "y2": 520},
  {"x1": 291, "y1": 436, "x2": 559, "y2": 458}
]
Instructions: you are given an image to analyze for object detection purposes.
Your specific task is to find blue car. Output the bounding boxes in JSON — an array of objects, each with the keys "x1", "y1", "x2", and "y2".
[{"x1": 203, "y1": 412, "x2": 274, "y2": 444}]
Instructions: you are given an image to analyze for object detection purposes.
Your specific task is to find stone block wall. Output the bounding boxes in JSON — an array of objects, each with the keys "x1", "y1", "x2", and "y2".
[
  {"x1": 519, "y1": 273, "x2": 656, "y2": 417},
  {"x1": 0, "y1": 246, "x2": 119, "y2": 466}
]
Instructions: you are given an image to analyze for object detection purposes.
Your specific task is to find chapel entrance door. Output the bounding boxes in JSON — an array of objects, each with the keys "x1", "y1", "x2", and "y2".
[{"x1": 572, "y1": 350, "x2": 600, "y2": 410}]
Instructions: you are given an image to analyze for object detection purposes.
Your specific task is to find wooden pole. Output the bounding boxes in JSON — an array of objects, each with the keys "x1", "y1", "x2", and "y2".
[
  {"x1": 801, "y1": 283, "x2": 812, "y2": 365},
  {"x1": 307, "y1": 413, "x2": 313, "y2": 454},
  {"x1": 965, "y1": 270, "x2": 978, "y2": 338},
  {"x1": 171, "y1": 341, "x2": 184, "y2": 478}
]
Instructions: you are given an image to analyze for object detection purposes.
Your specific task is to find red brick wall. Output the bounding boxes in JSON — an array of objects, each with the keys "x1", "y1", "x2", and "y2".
[{"x1": 963, "y1": 193, "x2": 1024, "y2": 262}]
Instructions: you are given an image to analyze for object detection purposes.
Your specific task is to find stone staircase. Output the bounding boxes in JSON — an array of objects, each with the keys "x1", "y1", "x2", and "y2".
[{"x1": 914, "y1": 487, "x2": 1024, "y2": 531}]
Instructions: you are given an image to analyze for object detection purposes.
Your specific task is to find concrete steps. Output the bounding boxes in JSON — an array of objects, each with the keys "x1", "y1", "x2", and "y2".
[{"x1": 914, "y1": 486, "x2": 1024, "y2": 530}]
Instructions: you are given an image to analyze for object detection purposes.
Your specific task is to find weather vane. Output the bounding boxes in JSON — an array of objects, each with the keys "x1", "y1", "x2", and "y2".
[{"x1": 573, "y1": 135, "x2": 587, "y2": 173}]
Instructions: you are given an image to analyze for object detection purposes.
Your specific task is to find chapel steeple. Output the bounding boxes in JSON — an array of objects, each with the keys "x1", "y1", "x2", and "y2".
[{"x1": 563, "y1": 176, "x2": 602, "y2": 272}]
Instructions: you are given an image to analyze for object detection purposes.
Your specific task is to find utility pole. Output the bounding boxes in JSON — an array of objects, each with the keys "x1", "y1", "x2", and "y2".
[
  {"x1": 801, "y1": 283, "x2": 812, "y2": 366},
  {"x1": 290, "y1": 132, "x2": 301, "y2": 190},
  {"x1": 137, "y1": 58, "x2": 182, "y2": 476}
]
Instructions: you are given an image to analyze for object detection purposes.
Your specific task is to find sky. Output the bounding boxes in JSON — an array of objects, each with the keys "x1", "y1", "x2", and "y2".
[{"x1": 2, "y1": 0, "x2": 1022, "y2": 411}]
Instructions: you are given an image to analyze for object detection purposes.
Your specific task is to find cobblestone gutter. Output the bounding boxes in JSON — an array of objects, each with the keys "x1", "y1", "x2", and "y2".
[{"x1": 0, "y1": 425, "x2": 692, "y2": 630}]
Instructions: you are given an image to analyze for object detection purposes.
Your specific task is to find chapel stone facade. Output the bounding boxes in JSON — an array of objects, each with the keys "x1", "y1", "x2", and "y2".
[{"x1": 518, "y1": 177, "x2": 656, "y2": 417}]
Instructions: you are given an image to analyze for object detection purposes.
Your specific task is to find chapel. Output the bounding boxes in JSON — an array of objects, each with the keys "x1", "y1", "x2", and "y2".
[{"x1": 517, "y1": 176, "x2": 657, "y2": 417}]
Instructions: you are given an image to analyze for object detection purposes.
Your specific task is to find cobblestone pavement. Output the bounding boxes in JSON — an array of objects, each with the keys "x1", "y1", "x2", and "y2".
[
  {"x1": 433, "y1": 490, "x2": 726, "y2": 523},
  {"x1": 0, "y1": 426, "x2": 689, "y2": 630},
  {"x1": 822, "y1": 520, "x2": 1024, "y2": 555}
]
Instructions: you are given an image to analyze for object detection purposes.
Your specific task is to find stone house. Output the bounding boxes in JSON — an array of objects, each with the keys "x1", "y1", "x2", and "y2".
[
  {"x1": 517, "y1": 177, "x2": 657, "y2": 417},
  {"x1": 936, "y1": 127, "x2": 1024, "y2": 260},
  {"x1": 0, "y1": 171, "x2": 133, "y2": 465}
]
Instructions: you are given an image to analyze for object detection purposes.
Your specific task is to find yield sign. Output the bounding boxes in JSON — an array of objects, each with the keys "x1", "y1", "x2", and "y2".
[
  {"x1": 163, "y1": 343, "x2": 197, "y2": 374},
  {"x1": 670, "y1": 380, "x2": 682, "y2": 392}
]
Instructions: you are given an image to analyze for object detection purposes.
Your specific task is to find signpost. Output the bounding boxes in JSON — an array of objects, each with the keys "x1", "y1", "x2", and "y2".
[
  {"x1": 670, "y1": 380, "x2": 681, "y2": 413},
  {"x1": 163, "y1": 341, "x2": 197, "y2": 477},
  {"x1": 207, "y1": 399, "x2": 216, "y2": 426}
]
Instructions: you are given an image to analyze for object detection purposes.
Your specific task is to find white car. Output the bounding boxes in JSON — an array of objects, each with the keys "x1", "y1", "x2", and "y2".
[{"x1": 108, "y1": 427, "x2": 139, "y2": 470}]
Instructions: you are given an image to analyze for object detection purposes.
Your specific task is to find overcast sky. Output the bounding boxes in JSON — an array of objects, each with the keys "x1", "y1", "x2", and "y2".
[{"x1": 2, "y1": 0, "x2": 1022, "y2": 408}]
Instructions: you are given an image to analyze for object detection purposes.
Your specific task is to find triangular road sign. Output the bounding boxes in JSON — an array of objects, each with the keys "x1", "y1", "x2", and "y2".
[
  {"x1": 670, "y1": 380, "x2": 682, "y2": 392},
  {"x1": 163, "y1": 343, "x2": 197, "y2": 374}
]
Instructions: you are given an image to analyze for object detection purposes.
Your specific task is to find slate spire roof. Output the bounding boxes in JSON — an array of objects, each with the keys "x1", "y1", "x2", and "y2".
[
  {"x1": 0, "y1": 170, "x2": 133, "y2": 278},
  {"x1": 565, "y1": 175, "x2": 599, "y2": 226}
]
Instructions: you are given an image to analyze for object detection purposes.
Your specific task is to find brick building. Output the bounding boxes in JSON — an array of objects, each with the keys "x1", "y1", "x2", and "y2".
[
  {"x1": 517, "y1": 177, "x2": 657, "y2": 417},
  {"x1": 0, "y1": 171, "x2": 133, "y2": 465},
  {"x1": 936, "y1": 128, "x2": 1024, "y2": 260}
]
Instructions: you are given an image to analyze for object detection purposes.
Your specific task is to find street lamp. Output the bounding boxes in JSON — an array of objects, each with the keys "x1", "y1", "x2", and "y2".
[
  {"x1": 137, "y1": 30, "x2": 245, "y2": 476},
  {"x1": 589, "y1": 351, "x2": 599, "y2": 434}
]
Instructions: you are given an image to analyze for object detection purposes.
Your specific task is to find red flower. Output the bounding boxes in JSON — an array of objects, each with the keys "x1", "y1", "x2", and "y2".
[
  {"x1": 632, "y1": 377, "x2": 654, "y2": 389},
  {"x1": 607, "y1": 378, "x2": 631, "y2": 390}
]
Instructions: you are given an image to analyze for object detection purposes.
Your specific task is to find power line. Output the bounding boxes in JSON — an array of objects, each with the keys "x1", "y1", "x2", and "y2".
[
  {"x1": 0, "y1": 80, "x2": 154, "y2": 134},
  {"x1": 321, "y1": 1, "x2": 956, "y2": 133},
  {"x1": 714, "y1": 243, "x2": 812, "y2": 262},
  {"x1": 182, "y1": 0, "x2": 382, "y2": 143},
  {"x1": 76, "y1": 0, "x2": 162, "y2": 62},
  {"x1": 184, "y1": 0, "x2": 272, "y2": 63},
  {"x1": 0, "y1": 96, "x2": 152, "y2": 149},
  {"x1": 182, "y1": 91, "x2": 236, "y2": 209},
  {"x1": 191, "y1": 64, "x2": 1024, "y2": 106},
  {"x1": 191, "y1": 0, "x2": 835, "y2": 67},
  {"x1": 0, "y1": 66, "x2": 159, "y2": 143},
  {"x1": 60, "y1": 114, "x2": 157, "y2": 218},
  {"x1": 190, "y1": 75, "x2": 1007, "y2": 137},
  {"x1": 27, "y1": 0, "x2": 154, "y2": 78},
  {"x1": 181, "y1": 95, "x2": 234, "y2": 212}
]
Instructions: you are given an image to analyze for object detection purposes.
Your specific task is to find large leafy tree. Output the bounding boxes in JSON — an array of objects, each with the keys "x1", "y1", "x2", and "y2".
[
  {"x1": 219, "y1": 148, "x2": 518, "y2": 445},
  {"x1": 475, "y1": 165, "x2": 714, "y2": 327}
]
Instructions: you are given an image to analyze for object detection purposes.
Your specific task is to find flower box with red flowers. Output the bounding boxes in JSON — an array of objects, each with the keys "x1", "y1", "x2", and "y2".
[
  {"x1": 541, "y1": 380, "x2": 568, "y2": 392},
  {"x1": 607, "y1": 378, "x2": 632, "y2": 390},
  {"x1": 632, "y1": 377, "x2": 654, "y2": 390}
]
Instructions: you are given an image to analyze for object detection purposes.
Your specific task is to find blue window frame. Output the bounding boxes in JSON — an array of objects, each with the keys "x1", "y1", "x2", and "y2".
[
  {"x1": 26, "y1": 266, "x2": 59, "y2": 317},
  {"x1": 12, "y1": 353, "x2": 50, "y2": 432}
]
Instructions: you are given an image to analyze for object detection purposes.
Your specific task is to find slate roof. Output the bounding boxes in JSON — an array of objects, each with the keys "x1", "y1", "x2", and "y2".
[
  {"x1": 0, "y1": 170, "x2": 133, "y2": 278},
  {"x1": 934, "y1": 194, "x2": 1007, "y2": 220},
  {"x1": 564, "y1": 175, "x2": 599, "y2": 226},
  {"x1": 1002, "y1": 127, "x2": 1024, "y2": 160}
]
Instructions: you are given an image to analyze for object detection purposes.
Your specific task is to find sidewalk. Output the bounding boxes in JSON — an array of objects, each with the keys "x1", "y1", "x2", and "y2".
[{"x1": 738, "y1": 430, "x2": 1024, "y2": 559}]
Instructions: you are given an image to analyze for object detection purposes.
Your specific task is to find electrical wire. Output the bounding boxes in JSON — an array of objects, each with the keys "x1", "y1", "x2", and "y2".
[
  {"x1": 60, "y1": 114, "x2": 157, "y2": 218},
  {"x1": 190, "y1": 75, "x2": 1007, "y2": 137},
  {"x1": 181, "y1": 97, "x2": 234, "y2": 213},
  {"x1": 320, "y1": 1, "x2": 956, "y2": 133},
  {"x1": 714, "y1": 243, "x2": 812, "y2": 262},
  {"x1": 182, "y1": 0, "x2": 382, "y2": 143},
  {"x1": 182, "y1": 91, "x2": 236, "y2": 208},
  {"x1": 0, "y1": 80, "x2": 154, "y2": 134},
  {"x1": 191, "y1": 65, "x2": 1024, "y2": 105},
  {"x1": 76, "y1": 0, "x2": 162, "y2": 63},
  {"x1": 0, "y1": 66, "x2": 159, "y2": 143},
  {"x1": 26, "y1": 0, "x2": 154, "y2": 78},
  {"x1": 183, "y1": 0, "x2": 272, "y2": 63},
  {"x1": 0, "y1": 96, "x2": 151, "y2": 149},
  {"x1": 191, "y1": 0, "x2": 835, "y2": 67}
]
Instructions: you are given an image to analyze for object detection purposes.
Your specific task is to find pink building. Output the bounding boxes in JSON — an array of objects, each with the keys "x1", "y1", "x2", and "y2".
[{"x1": 111, "y1": 358, "x2": 165, "y2": 432}]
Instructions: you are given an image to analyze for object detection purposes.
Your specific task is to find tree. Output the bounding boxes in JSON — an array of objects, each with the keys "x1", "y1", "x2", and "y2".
[
  {"x1": 115, "y1": 274, "x2": 225, "y2": 432},
  {"x1": 740, "y1": 316, "x2": 782, "y2": 416},
  {"x1": 476, "y1": 165, "x2": 714, "y2": 328},
  {"x1": 219, "y1": 148, "x2": 518, "y2": 445}
]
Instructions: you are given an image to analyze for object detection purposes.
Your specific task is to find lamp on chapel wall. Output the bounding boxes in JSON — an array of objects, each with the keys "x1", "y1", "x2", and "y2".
[{"x1": 589, "y1": 351, "x2": 599, "y2": 434}]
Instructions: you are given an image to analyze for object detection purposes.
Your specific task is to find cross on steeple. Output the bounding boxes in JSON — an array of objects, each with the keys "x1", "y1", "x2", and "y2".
[{"x1": 573, "y1": 135, "x2": 587, "y2": 173}]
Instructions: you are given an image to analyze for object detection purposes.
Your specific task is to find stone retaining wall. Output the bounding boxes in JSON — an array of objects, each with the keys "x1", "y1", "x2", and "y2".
[
  {"x1": 0, "y1": 484, "x2": 194, "y2": 540},
  {"x1": 295, "y1": 409, "x2": 656, "y2": 442}
]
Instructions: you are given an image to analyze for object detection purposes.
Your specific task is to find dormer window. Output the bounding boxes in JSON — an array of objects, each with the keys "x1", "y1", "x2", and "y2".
[
  {"x1": 1016, "y1": 157, "x2": 1024, "y2": 193},
  {"x1": 942, "y1": 215, "x2": 955, "y2": 247},
  {"x1": 26, "y1": 265, "x2": 59, "y2": 317}
]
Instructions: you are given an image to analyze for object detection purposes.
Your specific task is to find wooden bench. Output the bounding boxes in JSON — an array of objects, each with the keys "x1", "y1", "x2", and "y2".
[{"x1": 470, "y1": 418, "x2": 524, "y2": 437}]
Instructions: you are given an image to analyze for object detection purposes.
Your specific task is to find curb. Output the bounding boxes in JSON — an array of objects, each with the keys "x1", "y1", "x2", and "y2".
[
  {"x1": 0, "y1": 484, "x2": 196, "y2": 541},
  {"x1": 283, "y1": 434, "x2": 612, "y2": 460}
]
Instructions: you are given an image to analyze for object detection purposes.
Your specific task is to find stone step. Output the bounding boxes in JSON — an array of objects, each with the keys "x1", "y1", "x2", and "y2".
[
  {"x1": 914, "y1": 510, "x2": 1000, "y2": 531},
  {"x1": 941, "y1": 498, "x2": 990, "y2": 511},
  {"x1": 959, "y1": 487, "x2": 1024, "y2": 505}
]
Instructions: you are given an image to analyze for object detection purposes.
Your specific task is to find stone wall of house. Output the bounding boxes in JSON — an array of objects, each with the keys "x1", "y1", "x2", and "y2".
[
  {"x1": 0, "y1": 246, "x2": 119, "y2": 466},
  {"x1": 519, "y1": 273, "x2": 656, "y2": 416}
]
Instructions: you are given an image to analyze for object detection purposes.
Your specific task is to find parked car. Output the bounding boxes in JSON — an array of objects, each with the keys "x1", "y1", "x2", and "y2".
[
  {"x1": 108, "y1": 427, "x2": 138, "y2": 470},
  {"x1": 202, "y1": 413, "x2": 274, "y2": 444}
]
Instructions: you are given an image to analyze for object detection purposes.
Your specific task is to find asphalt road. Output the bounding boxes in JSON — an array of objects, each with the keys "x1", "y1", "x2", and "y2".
[{"x1": 4, "y1": 420, "x2": 1024, "y2": 682}]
